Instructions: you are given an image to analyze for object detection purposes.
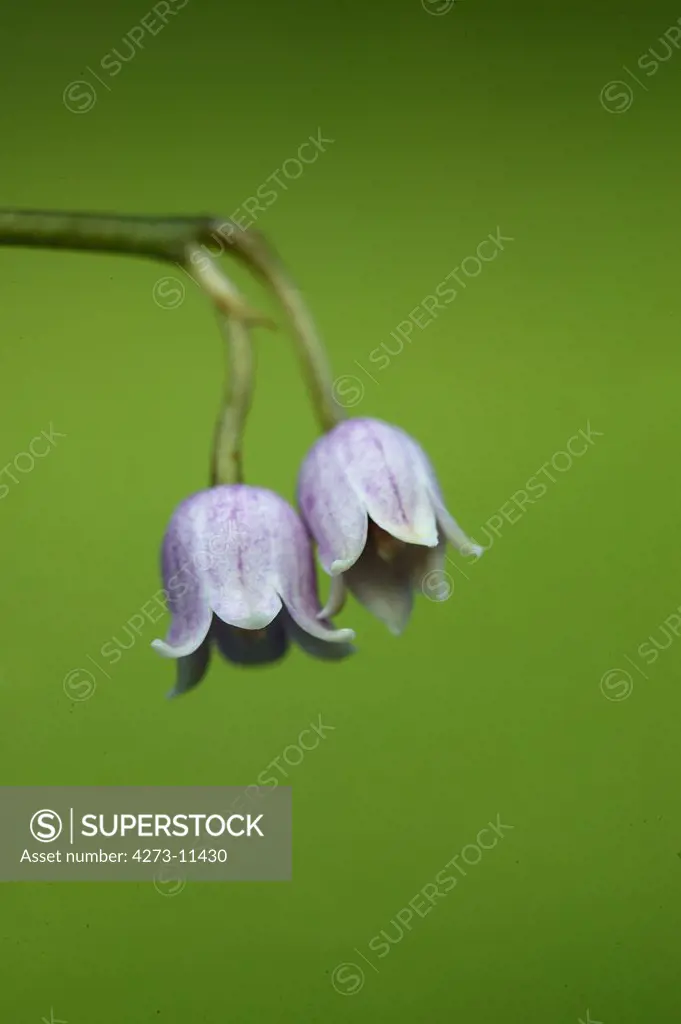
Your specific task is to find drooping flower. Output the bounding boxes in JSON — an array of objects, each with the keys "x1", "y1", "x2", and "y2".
[
  {"x1": 151, "y1": 484, "x2": 355, "y2": 697},
  {"x1": 297, "y1": 417, "x2": 483, "y2": 635}
]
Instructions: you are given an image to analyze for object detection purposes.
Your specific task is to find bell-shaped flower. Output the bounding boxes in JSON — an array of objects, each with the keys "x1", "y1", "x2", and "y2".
[
  {"x1": 297, "y1": 417, "x2": 483, "y2": 635},
  {"x1": 151, "y1": 484, "x2": 355, "y2": 697}
]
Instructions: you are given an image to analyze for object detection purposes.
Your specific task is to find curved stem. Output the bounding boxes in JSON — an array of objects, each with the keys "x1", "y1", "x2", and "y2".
[
  {"x1": 185, "y1": 245, "x2": 254, "y2": 487},
  {"x1": 0, "y1": 207, "x2": 342, "y2": 431},
  {"x1": 206, "y1": 222, "x2": 343, "y2": 432}
]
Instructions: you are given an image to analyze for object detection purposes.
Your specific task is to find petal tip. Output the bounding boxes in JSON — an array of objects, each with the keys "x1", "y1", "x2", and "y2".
[
  {"x1": 404, "y1": 530, "x2": 439, "y2": 548},
  {"x1": 330, "y1": 557, "x2": 356, "y2": 575},
  {"x1": 336, "y1": 628, "x2": 356, "y2": 643},
  {"x1": 152, "y1": 635, "x2": 208, "y2": 660},
  {"x1": 317, "y1": 626, "x2": 356, "y2": 643}
]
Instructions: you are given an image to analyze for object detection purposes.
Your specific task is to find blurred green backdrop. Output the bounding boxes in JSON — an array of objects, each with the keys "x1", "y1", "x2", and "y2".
[{"x1": 1, "y1": 0, "x2": 680, "y2": 1020}]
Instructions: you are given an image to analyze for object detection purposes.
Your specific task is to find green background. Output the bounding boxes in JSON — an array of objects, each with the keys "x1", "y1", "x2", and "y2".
[{"x1": 1, "y1": 0, "x2": 680, "y2": 1020}]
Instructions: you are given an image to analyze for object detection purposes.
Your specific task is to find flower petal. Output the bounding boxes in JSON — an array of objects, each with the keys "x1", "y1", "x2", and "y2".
[
  {"x1": 411, "y1": 537, "x2": 458, "y2": 603},
  {"x1": 166, "y1": 637, "x2": 212, "y2": 698},
  {"x1": 403, "y1": 540, "x2": 442, "y2": 588},
  {"x1": 275, "y1": 502, "x2": 356, "y2": 645},
  {"x1": 343, "y1": 545, "x2": 415, "y2": 636},
  {"x1": 433, "y1": 504, "x2": 484, "y2": 559},
  {"x1": 420, "y1": 461, "x2": 484, "y2": 558},
  {"x1": 325, "y1": 419, "x2": 439, "y2": 547},
  {"x1": 203, "y1": 486, "x2": 284, "y2": 629},
  {"x1": 348, "y1": 417, "x2": 438, "y2": 544},
  {"x1": 298, "y1": 433, "x2": 368, "y2": 574},
  {"x1": 151, "y1": 494, "x2": 213, "y2": 659},
  {"x1": 317, "y1": 574, "x2": 347, "y2": 620},
  {"x1": 282, "y1": 609, "x2": 355, "y2": 661}
]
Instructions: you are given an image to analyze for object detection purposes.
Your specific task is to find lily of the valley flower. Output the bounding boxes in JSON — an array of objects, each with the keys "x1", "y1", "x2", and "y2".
[
  {"x1": 152, "y1": 485, "x2": 355, "y2": 697},
  {"x1": 297, "y1": 417, "x2": 483, "y2": 635}
]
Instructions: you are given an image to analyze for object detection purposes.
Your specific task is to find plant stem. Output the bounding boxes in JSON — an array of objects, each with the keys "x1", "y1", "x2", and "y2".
[
  {"x1": 0, "y1": 208, "x2": 206, "y2": 261},
  {"x1": 0, "y1": 207, "x2": 343, "y2": 432},
  {"x1": 213, "y1": 225, "x2": 343, "y2": 432},
  {"x1": 186, "y1": 247, "x2": 254, "y2": 487}
]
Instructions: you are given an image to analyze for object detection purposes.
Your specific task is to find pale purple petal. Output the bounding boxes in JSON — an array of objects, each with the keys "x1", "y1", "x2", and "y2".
[
  {"x1": 337, "y1": 419, "x2": 438, "y2": 546},
  {"x1": 298, "y1": 435, "x2": 368, "y2": 574},
  {"x1": 415, "y1": 453, "x2": 483, "y2": 558},
  {"x1": 282, "y1": 610, "x2": 354, "y2": 660},
  {"x1": 428, "y1": 481, "x2": 484, "y2": 558},
  {"x1": 298, "y1": 419, "x2": 439, "y2": 560},
  {"x1": 317, "y1": 574, "x2": 347, "y2": 620},
  {"x1": 274, "y1": 501, "x2": 355, "y2": 646},
  {"x1": 151, "y1": 493, "x2": 213, "y2": 659},
  {"x1": 203, "y1": 486, "x2": 283, "y2": 629}
]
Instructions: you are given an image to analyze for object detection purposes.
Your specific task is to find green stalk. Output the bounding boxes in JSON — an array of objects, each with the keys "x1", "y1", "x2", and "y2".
[
  {"x1": 0, "y1": 207, "x2": 343, "y2": 432},
  {"x1": 0, "y1": 208, "x2": 208, "y2": 262},
  {"x1": 214, "y1": 225, "x2": 343, "y2": 432},
  {"x1": 186, "y1": 247, "x2": 255, "y2": 487}
]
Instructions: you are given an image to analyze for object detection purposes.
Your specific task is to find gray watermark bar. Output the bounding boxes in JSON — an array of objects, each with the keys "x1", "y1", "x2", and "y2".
[{"x1": 0, "y1": 786, "x2": 291, "y2": 881}]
